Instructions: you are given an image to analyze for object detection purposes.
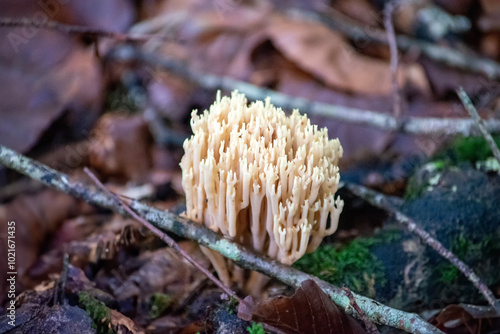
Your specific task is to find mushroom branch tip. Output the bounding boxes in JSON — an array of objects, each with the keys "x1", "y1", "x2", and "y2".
[{"x1": 180, "y1": 90, "x2": 343, "y2": 288}]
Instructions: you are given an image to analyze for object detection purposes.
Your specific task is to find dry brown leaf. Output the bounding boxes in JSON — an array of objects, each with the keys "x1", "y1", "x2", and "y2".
[
  {"x1": 103, "y1": 244, "x2": 209, "y2": 303},
  {"x1": 336, "y1": 0, "x2": 381, "y2": 28},
  {"x1": 111, "y1": 309, "x2": 146, "y2": 334},
  {"x1": 479, "y1": 0, "x2": 500, "y2": 32},
  {"x1": 0, "y1": 3, "x2": 103, "y2": 153},
  {"x1": 89, "y1": 114, "x2": 153, "y2": 182},
  {"x1": 0, "y1": 0, "x2": 137, "y2": 154},
  {"x1": 432, "y1": 303, "x2": 500, "y2": 334},
  {"x1": 266, "y1": 15, "x2": 398, "y2": 95},
  {"x1": 55, "y1": 0, "x2": 134, "y2": 31},
  {"x1": 0, "y1": 29, "x2": 102, "y2": 153},
  {"x1": 419, "y1": 57, "x2": 497, "y2": 99},
  {"x1": 0, "y1": 190, "x2": 91, "y2": 293},
  {"x1": 481, "y1": 0, "x2": 500, "y2": 14},
  {"x1": 238, "y1": 279, "x2": 367, "y2": 334}
]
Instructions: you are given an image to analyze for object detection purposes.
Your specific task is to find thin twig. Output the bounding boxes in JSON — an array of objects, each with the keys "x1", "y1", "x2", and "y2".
[
  {"x1": 344, "y1": 182, "x2": 500, "y2": 313},
  {"x1": 383, "y1": 1, "x2": 401, "y2": 119},
  {"x1": 343, "y1": 286, "x2": 380, "y2": 334},
  {"x1": 111, "y1": 46, "x2": 500, "y2": 137},
  {"x1": 0, "y1": 145, "x2": 442, "y2": 334},
  {"x1": 53, "y1": 253, "x2": 69, "y2": 305},
  {"x1": 456, "y1": 87, "x2": 500, "y2": 167},
  {"x1": 82, "y1": 167, "x2": 242, "y2": 303},
  {"x1": 0, "y1": 18, "x2": 177, "y2": 43}
]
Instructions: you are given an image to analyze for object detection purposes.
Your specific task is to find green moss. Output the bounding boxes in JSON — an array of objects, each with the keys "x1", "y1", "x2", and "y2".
[
  {"x1": 431, "y1": 160, "x2": 446, "y2": 170},
  {"x1": 406, "y1": 136, "x2": 500, "y2": 200},
  {"x1": 150, "y1": 293, "x2": 172, "y2": 319},
  {"x1": 225, "y1": 297, "x2": 239, "y2": 315},
  {"x1": 294, "y1": 237, "x2": 388, "y2": 298},
  {"x1": 78, "y1": 292, "x2": 114, "y2": 334},
  {"x1": 404, "y1": 175, "x2": 421, "y2": 201},
  {"x1": 404, "y1": 161, "x2": 447, "y2": 200},
  {"x1": 439, "y1": 264, "x2": 459, "y2": 283},
  {"x1": 450, "y1": 136, "x2": 500, "y2": 163},
  {"x1": 435, "y1": 236, "x2": 475, "y2": 285},
  {"x1": 436, "y1": 234, "x2": 500, "y2": 286},
  {"x1": 247, "y1": 322, "x2": 265, "y2": 334},
  {"x1": 453, "y1": 235, "x2": 474, "y2": 257}
]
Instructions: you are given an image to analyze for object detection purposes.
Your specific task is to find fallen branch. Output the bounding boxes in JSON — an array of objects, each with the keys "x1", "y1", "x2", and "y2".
[
  {"x1": 0, "y1": 145, "x2": 442, "y2": 334},
  {"x1": 344, "y1": 182, "x2": 500, "y2": 313},
  {"x1": 111, "y1": 46, "x2": 500, "y2": 137},
  {"x1": 457, "y1": 87, "x2": 500, "y2": 168}
]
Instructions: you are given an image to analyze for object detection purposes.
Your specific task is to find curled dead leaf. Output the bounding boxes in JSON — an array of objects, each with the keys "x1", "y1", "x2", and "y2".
[{"x1": 238, "y1": 279, "x2": 367, "y2": 334}]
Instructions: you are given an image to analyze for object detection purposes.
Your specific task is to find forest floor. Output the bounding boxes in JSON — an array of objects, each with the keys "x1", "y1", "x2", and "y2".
[{"x1": 1, "y1": 1, "x2": 500, "y2": 333}]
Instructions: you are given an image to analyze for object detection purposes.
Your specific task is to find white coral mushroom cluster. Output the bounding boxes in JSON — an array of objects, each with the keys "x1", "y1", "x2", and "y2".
[{"x1": 180, "y1": 91, "x2": 343, "y2": 269}]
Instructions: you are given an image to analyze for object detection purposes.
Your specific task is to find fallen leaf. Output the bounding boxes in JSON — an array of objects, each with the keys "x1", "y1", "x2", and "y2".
[
  {"x1": 101, "y1": 243, "x2": 209, "y2": 304},
  {"x1": 111, "y1": 309, "x2": 146, "y2": 334},
  {"x1": 0, "y1": 28, "x2": 103, "y2": 153},
  {"x1": 238, "y1": 279, "x2": 367, "y2": 334},
  {"x1": 0, "y1": 190, "x2": 91, "y2": 295},
  {"x1": 432, "y1": 303, "x2": 500, "y2": 334},
  {"x1": 28, "y1": 215, "x2": 146, "y2": 282},
  {"x1": 89, "y1": 114, "x2": 153, "y2": 182},
  {"x1": 419, "y1": 57, "x2": 497, "y2": 100},
  {"x1": 0, "y1": 0, "x2": 137, "y2": 154},
  {"x1": 267, "y1": 15, "x2": 399, "y2": 95}
]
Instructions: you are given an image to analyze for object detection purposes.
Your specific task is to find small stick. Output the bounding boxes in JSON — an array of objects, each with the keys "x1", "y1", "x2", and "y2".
[
  {"x1": 343, "y1": 286, "x2": 380, "y2": 334},
  {"x1": 383, "y1": 1, "x2": 402, "y2": 119},
  {"x1": 83, "y1": 167, "x2": 242, "y2": 303},
  {"x1": 53, "y1": 253, "x2": 70, "y2": 305},
  {"x1": 457, "y1": 87, "x2": 500, "y2": 168},
  {"x1": 345, "y1": 182, "x2": 500, "y2": 313},
  {"x1": 0, "y1": 18, "x2": 176, "y2": 43}
]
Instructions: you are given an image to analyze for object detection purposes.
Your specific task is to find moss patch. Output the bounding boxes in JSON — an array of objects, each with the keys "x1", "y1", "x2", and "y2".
[
  {"x1": 225, "y1": 297, "x2": 239, "y2": 315},
  {"x1": 406, "y1": 136, "x2": 500, "y2": 201},
  {"x1": 78, "y1": 292, "x2": 114, "y2": 334},
  {"x1": 435, "y1": 234, "x2": 500, "y2": 286},
  {"x1": 450, "y1": 136, "x2": 500, "y2": 163},
  {"x1": 405, "y1": 161, "x2": 448, "y2": 200},
  {"x1": 247, "y1": 322, "x2": 265, "y2": 334},
  {"x1": 150, "y1": 293, "x2": 172, "y2": 319},
  {"x1": 294, "y1": 236, "x2": 392, "y2": 298}
]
